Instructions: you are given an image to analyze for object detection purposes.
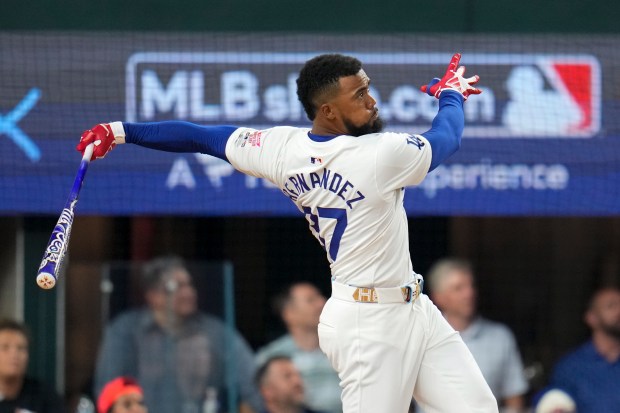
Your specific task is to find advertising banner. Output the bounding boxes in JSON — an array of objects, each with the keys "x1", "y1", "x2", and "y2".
[{"x1": 1, "y1": 33, "x2": 618, "y2": 215}]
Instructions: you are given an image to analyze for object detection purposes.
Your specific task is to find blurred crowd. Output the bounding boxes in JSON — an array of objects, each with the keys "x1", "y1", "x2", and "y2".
[{"x1": 1, "y1": 256, "x2": 618, "y2": 413}]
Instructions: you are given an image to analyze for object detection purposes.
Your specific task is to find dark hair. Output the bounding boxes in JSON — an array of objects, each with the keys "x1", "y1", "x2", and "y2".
[
  {"x1": 141, "y1": 255, "x2": 187, "y2": 291},
  {"x1": 296, "y1": 54, "x2": 363, "y2": 120},
  {"x1": 0, "y1": 318, "x2": 30, "y2": 344},
  {"x1": 255, "y1": 355, "x2": 292, "y2": 388},
  {"x1": 271, "y1": 284, "x2": 296, "y2": 316}
]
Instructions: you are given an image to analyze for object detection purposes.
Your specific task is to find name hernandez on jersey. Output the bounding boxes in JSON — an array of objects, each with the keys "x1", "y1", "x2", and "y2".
[
  {"x1": 281, "y1": 168, "x2": 366, "y2": 208},
  {"x1": 225, "y1": 126, "x2": 431, "y2": 287}
]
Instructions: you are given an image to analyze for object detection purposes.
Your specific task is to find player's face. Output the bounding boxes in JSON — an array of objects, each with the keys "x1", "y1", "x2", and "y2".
[
  {"x1": 436, "y1": 270, "x2": 477, "y2": 319},
  {"x1": 111, "y1": 392, "x2": 148, "y2": 413},
  {"x1": 286, "y1": 283, "x2": 326, "y2": 329},
  {"x1": 588, "y1": 289, "x2": 620, "y2": 339},
  {"x1": 0, "y1": 330, "x2": 28, "y2": 379},
  {"x1": 333, "y1": 70, "x2": 384, "y2": 136},
  {"x1": 262, "y1": 360, "x2": 305, "y2": 406}
]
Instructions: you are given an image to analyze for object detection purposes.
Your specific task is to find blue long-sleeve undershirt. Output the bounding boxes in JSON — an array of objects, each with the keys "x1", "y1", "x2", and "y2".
[
  {"x1": 123, "y1": 91, "x2": 464, "y2": 172},
  {"x1": 422, "y1": 91, "x2": 464, "y2": 172},
  {"x1": 124, "y1": 122, "x2": 235, "y2": 162}
]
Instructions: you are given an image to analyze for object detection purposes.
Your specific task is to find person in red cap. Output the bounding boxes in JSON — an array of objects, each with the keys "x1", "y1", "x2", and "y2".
[{"x1": 97, "y1": 377, "x2": 147, "y2": 413}]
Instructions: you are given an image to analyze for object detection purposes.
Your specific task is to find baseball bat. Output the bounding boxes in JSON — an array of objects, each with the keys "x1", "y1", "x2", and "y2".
[{"x1": 36, "y1": 143, "x2": 94, "y2": 289}]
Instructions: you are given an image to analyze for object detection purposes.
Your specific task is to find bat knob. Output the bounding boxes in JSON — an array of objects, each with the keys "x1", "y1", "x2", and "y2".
[{"x1": 36, "y1": 273, "x2": 56, "y2": 290}]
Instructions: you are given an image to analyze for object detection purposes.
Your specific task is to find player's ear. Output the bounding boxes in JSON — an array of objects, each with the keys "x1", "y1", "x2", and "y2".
[{"x1": 319, "y1": 103, "x2": 337, "y2": 120}]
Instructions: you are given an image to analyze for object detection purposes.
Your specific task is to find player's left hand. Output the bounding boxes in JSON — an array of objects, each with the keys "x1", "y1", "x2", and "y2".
[
  {"x1": 76, "y1": 123, "x2": 120, "y2": 160},
  {"x1": 421, "y1": 53, "x2": 481, "y2": 100}
]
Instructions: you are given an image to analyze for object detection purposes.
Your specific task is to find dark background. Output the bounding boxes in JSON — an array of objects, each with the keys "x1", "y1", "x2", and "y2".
[{"x1": 1, "y1": 0, "x2": 617, "y2": 33}]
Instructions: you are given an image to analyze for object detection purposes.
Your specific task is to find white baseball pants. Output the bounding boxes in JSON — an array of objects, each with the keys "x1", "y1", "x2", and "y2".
[{"x1": 318, "y1": 291, "x2": 498, "y2": 413}]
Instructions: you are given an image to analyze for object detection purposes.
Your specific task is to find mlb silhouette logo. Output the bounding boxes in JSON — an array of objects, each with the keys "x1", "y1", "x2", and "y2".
[
  {"x1": 310, "y1": 157, "x2": 323, "y2": 165},
  {"x1": 502, "y1": 57, "x2": 601, "y2": 137}
]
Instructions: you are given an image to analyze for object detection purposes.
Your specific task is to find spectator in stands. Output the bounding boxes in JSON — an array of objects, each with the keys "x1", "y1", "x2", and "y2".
[
  {"x1": 549, "y1": 286, "x2": 620, "y2": 413},
  {"x1": 256, "y1": 283, "x2": 341, "y2": 413},
  {"x1": 426, "y1": 258, "x2": 528, "y2": 412},
  {"x1": 97, "y1": 376, "x2": 146, "y2": 413},
  {"x1": 95, "y1": 256, "x2": 261, "y2": 413},
  {"x1": 256, "y1": 356, "x2": 327, "y2": 413},
  {"x1": 0, "y1": 318, "x2": 64, "y2": 413}
]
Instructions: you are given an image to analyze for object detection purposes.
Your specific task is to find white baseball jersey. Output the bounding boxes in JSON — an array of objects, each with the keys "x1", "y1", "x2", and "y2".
[
  {"x1": 225, "y1": 126, "x2": 431, "y2": 288},
  {"x1": 226, "y1": 125, "x2": 498, "y2": 413}
]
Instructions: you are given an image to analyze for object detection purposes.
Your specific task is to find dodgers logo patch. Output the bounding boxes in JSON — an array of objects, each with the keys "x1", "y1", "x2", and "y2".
[{"x1": 406, "y1": 135, "x2": 424, "y2": 150}]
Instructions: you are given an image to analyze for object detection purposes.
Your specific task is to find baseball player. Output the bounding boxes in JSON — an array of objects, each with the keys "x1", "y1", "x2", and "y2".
[{"x1": 77, "y1": 53, "x2": 497, "y2": 413}]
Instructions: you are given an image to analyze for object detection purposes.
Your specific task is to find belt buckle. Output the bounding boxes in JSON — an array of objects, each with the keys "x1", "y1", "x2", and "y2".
[{"x1": 352, "y1": 287, "x2": 378, "y2": 303}]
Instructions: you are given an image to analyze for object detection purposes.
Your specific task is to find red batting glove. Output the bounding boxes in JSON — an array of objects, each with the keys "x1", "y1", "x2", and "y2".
[
  {"x1": 420, "y1": 53, "x2": 481, "y2": 100},
  {"x1": 76, "y1": 123, "x2": 116, "y2": 161}
]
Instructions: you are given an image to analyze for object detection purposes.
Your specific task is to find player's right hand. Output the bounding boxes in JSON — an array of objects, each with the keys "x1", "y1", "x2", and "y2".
[
  {"x1": 76, "y1": 122, "x2": 123, "y2": 160},
  {"x1": 420, "y1": 53, "x2": 481, "y2": 100}
]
